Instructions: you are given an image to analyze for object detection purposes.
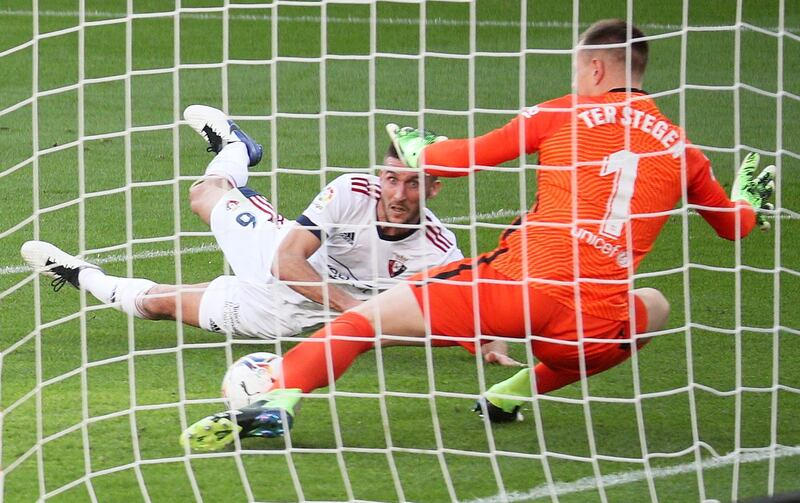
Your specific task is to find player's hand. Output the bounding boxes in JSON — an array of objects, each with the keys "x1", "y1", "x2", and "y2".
[
  {"x1": 481, "y1": 341, "x2": 525, "y2": 367},
  {"x1": 385, "y1": 123, "x2": 447, "y2": 169},
  {"x1": 483, "y1": 351, "x2": 524, "y2": 367},
  {"x1": 731, "y1": 152, "x2": 776, "y2": 230}
]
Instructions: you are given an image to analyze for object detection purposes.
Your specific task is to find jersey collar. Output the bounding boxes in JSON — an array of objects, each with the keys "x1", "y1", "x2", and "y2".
[
  {"x1": 376, "y1": 224, "x2": 418, "y2": 241},
  {"x1": 608, "y1": 87, "x2": 648, "y2": 94},
  {"x1": 376, "y1": 207, "x2": 419, "y2": 241}
]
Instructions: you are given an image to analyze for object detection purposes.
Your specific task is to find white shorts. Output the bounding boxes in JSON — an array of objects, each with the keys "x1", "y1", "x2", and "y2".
[
  {"x1": 198, "y1": 276, "x2": 337, "y2": 339},
  {"x1": 202, "y1": 187, "x2": 341, "y2": 338},
  {"x1": 209, "y1": 187, "x2": 293, "y2": 280}
]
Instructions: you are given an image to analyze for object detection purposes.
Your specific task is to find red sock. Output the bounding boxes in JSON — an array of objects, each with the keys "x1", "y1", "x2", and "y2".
[{"x1": 281, "y1": 311, "x2": 376, "y2": 393}]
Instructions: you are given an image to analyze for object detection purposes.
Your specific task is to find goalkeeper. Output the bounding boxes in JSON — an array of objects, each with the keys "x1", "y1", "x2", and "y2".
[
  {"x1": 22, "y1": 105, "x2": 518, "y2": 366},
  {"x1": 180, "y1": 19, "x2": 776, "y2": 450}
]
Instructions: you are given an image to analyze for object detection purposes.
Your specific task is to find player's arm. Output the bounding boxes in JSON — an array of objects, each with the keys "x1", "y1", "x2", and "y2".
[
  {"x1": 271, "y1": 226, "x2": 362, "y2": 313},
  {"x1": 389, "y1": 103, "x2": 564, "y2": 178},
  {"x1": 687, "y1": 149, "x2": 774, "y2": 239},
  {"x1": 422, "y1": 116, "x2": 535, "y2": 177},
  {"x1": 389, "y1": 118, "x2": 526, "y2": 178}
]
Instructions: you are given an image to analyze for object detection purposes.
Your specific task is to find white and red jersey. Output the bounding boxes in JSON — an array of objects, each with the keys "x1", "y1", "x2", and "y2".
[{"x1": 298, "y1": 174, "x2": 463, "y2": 297}]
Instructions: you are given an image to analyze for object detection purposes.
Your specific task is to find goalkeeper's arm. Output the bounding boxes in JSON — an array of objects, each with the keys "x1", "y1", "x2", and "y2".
[
  {"x1": 688, "y1": 149, "x2": 776, "y2": 239},
  {"x1": 387, "y1": 118, "x2": 529, "y2": 177}
]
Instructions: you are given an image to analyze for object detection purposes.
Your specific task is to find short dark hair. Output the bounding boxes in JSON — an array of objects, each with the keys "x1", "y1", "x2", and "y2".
[
  {"x1": 382, "y1": 142, "x2": 439, "y2": 185},
  {"x1": 579, "y1": 19, "x2": 649, "y2": 78},
  {"x1": 386, "y1": 142, "x2": 400, "y2": 161}
]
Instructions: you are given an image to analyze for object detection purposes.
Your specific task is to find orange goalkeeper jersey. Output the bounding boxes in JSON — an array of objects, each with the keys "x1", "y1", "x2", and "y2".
[{"x1": 422, "y1": 90, "x2": 756, "y2": 321}]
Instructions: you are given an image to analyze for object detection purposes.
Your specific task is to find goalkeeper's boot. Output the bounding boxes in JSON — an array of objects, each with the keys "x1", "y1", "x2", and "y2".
[
  {"x1": 473, "y1": 368, "x2": 528, "y2": 423},
  {"x1": 473, "y1": 397, "x2": 523, "y2": 423},
  {"x1": 180, "y1": 388, "x2": 302, "y2": 452},
  {"x1": 20, "y1": 241, "x2": 102, "y2": 292},
  {"x1": 183, "y1": 104, "x2": 263, "y2": 167}
]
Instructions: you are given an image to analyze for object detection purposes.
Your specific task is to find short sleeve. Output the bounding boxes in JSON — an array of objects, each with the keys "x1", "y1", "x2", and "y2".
[{"x1": 299, "y1": 175, "x2": 358, "y2": 238}]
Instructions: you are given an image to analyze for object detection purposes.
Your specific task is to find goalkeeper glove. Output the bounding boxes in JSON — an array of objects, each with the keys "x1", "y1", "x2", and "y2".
[
  {"x1": 731, "y1": 152, "x2": 776, "y2": 231},
  {"x1": 385, "y1": 123, "x2": 447, "y2": 169}
]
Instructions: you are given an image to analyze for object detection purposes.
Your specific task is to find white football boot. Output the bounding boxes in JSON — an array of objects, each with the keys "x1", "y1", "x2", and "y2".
[
  {"x1": 183, "y1": 104, "x2": 263, "y2": 167},
  {"x1": 20, "y1": 241, "x2": 101, "y2": 291}
]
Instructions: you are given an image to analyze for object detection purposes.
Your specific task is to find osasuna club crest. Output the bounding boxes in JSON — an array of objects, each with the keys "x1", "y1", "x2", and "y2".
[{"x1": 388, "y1": 259, "x2": 407, "y2": 278}]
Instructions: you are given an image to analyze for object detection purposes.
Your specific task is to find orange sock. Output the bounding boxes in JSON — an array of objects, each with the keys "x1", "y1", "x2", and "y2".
[
  {"x1": 532, "y1": 362, "x2": 582, "y2": 394},
  {"x1": 281, "y1": 311, "x2": 376, "y2": 393}
]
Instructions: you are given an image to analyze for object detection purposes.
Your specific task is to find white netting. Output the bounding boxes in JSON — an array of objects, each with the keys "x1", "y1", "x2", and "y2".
[{"x1": 1, "y1": 1, "x2": 798, "y2": 502}]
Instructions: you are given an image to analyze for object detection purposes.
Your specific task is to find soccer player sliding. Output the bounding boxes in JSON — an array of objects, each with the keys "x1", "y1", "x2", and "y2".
[
  {"x1": 22, "y1": 106, "x2": 463, "y2": 343},
  {"x1": 181, "y1": 19, "x2": 776, "y2": 451}
]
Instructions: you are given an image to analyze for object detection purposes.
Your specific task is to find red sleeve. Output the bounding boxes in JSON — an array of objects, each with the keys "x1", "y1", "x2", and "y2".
[
  {"x1": 421, "y1": 99, "x2": 571, "y2": 177},
  {"x1": 685, "y1": 146, "x2": 756, "y2": 240}
]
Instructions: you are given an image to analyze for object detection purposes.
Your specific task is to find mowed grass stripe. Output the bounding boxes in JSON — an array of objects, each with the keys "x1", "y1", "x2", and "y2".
[
  {"x1": 3, "y1": 209, "x2": 796, "y2": 276},
  {"x1": 1, "y1": 1, "x2": 798, "y2": 501},
  {"x1": 2, "y1": 8, "x2": 797, "y2": 34}
]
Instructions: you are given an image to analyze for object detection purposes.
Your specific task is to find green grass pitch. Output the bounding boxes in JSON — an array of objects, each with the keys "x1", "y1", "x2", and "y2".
[{"x1": 1, "y1": 0, "x2": 799, "y2": 501}]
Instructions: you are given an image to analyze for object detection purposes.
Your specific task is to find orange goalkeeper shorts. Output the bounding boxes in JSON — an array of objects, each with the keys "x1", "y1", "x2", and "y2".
[{"x1": 408, "y1": 252, "x2": 650, "y2": 376}]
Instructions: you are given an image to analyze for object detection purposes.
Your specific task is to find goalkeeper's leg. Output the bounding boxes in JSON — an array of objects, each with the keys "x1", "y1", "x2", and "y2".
[
  {"x1": 278, "y1": 287, "x2": 428, "y2": 393},
  {"x1": 181, "y1": 388, "x2": 303, "y2": 452},
  {"x1": 274, "y1": 254, "x2": 527, "y2": 393},
  {"x1": 478, "y1": 288, "x2": 669, "y2": 422}
]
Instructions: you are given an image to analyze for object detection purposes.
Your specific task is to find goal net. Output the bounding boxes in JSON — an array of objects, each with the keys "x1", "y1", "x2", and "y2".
[{"x1": 1, "y1": 1, "x2": 798, "y2": 501}]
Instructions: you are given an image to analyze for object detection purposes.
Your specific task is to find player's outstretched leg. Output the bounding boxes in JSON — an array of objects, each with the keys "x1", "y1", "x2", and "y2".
[
  {"x1": 21, "y1": 240, "x2": 102, "y2": 291},
  {"x1": 183, "y1": 104, "x2": 262, "y2": 167},
  {"x1": 180, "y1": 388, "x2": 302, "y2": 452},
  {"x1": 21, "y1": 240, "x2": 157, "y2": 319}
]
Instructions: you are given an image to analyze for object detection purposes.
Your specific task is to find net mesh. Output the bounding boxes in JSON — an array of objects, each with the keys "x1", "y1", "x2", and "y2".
[{"x1": 0, "y1": 1, "x2": 798, "y2": 501}]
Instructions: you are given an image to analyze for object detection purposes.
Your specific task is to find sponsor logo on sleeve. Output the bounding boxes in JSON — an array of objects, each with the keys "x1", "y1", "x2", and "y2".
[{"x1": 312, "y1": 187, "x2": 336, "y2": 212}]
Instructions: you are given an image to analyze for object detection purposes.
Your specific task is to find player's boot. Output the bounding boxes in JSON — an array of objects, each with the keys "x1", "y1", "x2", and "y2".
[
  {"x1": 473, "y1": 368, "x2": 528, "y2": 423},
  {"x1": 183, "y1": 104, "x2": 263, "y2": 167},
  {"x1": 472, "y1": 397, "x2": 523, "y2": 423},
  {"x1": 180, "y1": 388, "x2": 302, "y2": 452},
  {"x1": 20, "y1": 241, "x2": 102, "y2": 292}
]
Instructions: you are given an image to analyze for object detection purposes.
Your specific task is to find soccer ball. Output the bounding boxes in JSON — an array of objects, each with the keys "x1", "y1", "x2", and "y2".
[{"x1": 221, "y1": 352, "x2": 283, "y2": 410}]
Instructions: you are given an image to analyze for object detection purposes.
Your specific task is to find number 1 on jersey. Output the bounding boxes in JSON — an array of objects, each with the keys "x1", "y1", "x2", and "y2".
[{"x1": 599, "y1": 149, "x2": 640, "y2": 239}]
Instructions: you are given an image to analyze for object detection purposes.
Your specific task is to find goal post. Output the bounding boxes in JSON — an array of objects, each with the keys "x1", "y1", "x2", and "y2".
[{"x1": 1, "y1": 1, "x2": 798, "y2": 501}]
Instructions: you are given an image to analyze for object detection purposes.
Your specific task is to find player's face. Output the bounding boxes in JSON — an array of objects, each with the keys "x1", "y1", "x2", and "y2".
[{"x1": 378, "y1": 158, "x2": 440, "y2": 232}]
